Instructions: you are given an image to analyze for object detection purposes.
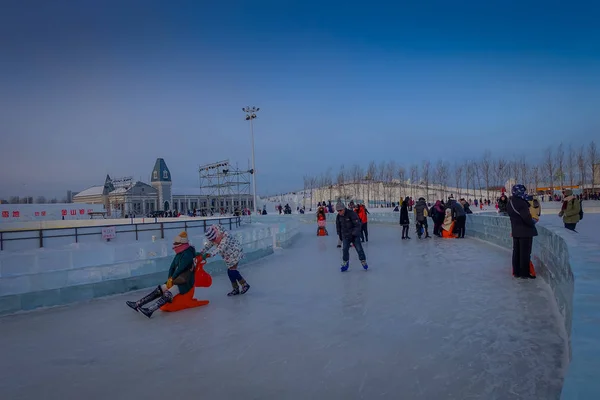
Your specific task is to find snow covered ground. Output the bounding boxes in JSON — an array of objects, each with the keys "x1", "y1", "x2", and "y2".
[{"x1": 0, "y1": 224, "x2": 565, "y2": 400}]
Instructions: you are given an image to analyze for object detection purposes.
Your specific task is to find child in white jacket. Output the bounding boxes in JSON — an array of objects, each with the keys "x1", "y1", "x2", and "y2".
[{"x1": 200, "y1": 224, "x2": 250, "y2": 296}]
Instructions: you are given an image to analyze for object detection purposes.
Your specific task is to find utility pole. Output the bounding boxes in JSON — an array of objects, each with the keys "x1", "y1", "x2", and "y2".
[{"x1": 243, "y1": 106, "x2": 259, "y2": 215}]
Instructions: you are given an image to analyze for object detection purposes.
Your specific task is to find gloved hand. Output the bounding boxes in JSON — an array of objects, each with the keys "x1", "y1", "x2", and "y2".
[{"x1": 166, "y1": 278, "x2": 174, "y2": 289}]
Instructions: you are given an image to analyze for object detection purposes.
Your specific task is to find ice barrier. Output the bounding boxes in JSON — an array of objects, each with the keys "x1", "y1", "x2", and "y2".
[{"x1": 0, "y1": 221, "x2": 301, "y2": 315}]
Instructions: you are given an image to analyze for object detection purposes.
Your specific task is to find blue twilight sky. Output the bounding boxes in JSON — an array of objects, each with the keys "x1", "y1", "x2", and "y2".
[{"x1": 1, "y1": 0, "x2": 599, "y2": 199}]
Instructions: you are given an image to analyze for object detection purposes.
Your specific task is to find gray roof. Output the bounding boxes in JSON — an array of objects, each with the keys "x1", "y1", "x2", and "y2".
[
  {"x1": 74, "y1": 186, "x2": 105, "y2": 198},
  {"x1": 151, "y1": 158, "x2": 171, "y2": 182}
]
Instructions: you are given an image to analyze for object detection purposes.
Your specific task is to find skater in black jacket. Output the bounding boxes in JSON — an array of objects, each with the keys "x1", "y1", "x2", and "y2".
[{"x1": 335, "y1": 200, "x2": 368, "y2": 272}]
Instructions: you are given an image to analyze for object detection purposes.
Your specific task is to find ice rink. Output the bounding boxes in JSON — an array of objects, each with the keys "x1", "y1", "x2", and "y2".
[{"x1": 0, "y1": 224, "x2": 566, "y2": 400}]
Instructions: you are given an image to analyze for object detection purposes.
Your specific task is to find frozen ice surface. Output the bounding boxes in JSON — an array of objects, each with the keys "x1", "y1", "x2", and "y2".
[{"x1": 0, "y1": 225, "x2": 565, "y2": 400}]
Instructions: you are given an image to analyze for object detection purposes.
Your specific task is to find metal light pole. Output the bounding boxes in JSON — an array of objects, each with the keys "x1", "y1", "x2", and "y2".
[{"x1": 243, "y1": 106, "x2": 259, "y2": 215}]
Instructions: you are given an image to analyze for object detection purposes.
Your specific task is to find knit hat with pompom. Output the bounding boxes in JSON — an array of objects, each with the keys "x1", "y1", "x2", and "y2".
[{"x1": 173, "y1": 231, "x2": 189, "y2": 245}]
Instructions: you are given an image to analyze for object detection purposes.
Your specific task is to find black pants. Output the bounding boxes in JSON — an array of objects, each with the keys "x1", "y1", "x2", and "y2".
[
  {"x1": 512, "y1": 237, "x2": 533, "y2": 277},
  {"x1": 361, "y1": 222, "x2": 368, "y2": 242},
  {"x1": 564, "y1": 223, "x2": 577, "y2": 231},
  {"x1": 455, "y1": 216, "x2": 466, "y2": 238},
  {"x1": 401, "y1": 225, "x2": 409, "y2": 238}
]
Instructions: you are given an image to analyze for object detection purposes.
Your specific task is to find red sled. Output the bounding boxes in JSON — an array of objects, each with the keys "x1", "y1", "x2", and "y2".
[{"x1": 161, "y1": 254, "x2": 213, "y2": 312}]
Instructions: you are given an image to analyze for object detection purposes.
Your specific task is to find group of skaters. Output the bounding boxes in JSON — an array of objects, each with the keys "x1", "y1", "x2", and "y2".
[{"x1": 398, "y1": 196, "x2": 471, "y2": 239}]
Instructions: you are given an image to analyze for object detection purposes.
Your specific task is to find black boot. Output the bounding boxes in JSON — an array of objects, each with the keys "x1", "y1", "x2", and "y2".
[
  {"x1": 139, "y1": 291, "x2": 173, "y2": 318},
  {"x1": 126, "y1": 286, "x2": 162, "y2": 312}
]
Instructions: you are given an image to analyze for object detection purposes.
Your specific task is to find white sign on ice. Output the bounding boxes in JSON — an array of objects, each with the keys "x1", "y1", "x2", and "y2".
[{"x1": 102, "y1": 226, "x2": 117, "y2": 240}]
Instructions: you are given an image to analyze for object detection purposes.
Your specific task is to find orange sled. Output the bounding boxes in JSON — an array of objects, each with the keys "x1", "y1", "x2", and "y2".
[
  {"x1": 441, "y1": 222, "x2": 457, "y2": 238},
  {"x1": 161, "y1": 254, "x2": 213, "y2": 312}
]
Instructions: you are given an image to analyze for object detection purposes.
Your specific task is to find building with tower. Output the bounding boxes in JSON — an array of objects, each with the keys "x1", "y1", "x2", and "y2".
[
  {"x1": 73, "y1": 158, "x2": 253, "y2": 217},
  {"x1": 151, "y1": 158, "x2": 173, "y2": 212}
]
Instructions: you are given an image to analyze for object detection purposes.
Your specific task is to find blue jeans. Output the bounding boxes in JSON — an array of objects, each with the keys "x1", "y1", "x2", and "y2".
[{"x1": 342, "y1": 236, "x2": 366, "y2": 262}]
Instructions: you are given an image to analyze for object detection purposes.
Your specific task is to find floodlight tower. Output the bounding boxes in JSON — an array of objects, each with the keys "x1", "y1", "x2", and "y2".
[{"x1": 243, "y1": 106, "x2": 259, "y2": 214}]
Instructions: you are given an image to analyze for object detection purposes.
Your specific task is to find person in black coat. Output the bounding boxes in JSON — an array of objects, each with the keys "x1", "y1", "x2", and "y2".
[
  {"x1": 506, "y1": 184, "x2": 537, "y2": 279},
  {"x1": 399, "y1": 197, "x2": 411, "y2": 239},
  {"x1": 335, "y1": 200, "x2": 368, "y2": 272}
]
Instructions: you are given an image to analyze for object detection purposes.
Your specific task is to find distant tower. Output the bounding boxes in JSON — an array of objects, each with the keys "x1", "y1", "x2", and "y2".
[
  {"x1": 102, "y1": 174, "x2": 114, "y2": 216},
  {"x1": 151, "y1": 158, "x2": 172, "y2": 211}
]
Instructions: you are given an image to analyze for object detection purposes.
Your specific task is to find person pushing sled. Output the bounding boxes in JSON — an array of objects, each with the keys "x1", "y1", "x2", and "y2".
[{"x1": 200, "y1": 224, "x2": 250, "y2": 296}]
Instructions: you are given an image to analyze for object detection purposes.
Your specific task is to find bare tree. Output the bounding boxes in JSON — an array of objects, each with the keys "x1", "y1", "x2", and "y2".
[
  {"x1": 385, "y1": 161, "x2": 397, "y2": 206},
  {"x1": 464, "y1": 161, "x2": 475, "y2": 200},
  {"x1": 567, "y1": 144, "x2": 576, "y2": 188},
  {"x1": 50, "y1": 198, "x2": 58, "y2": 204},
  {"x1": 435, "y1": 160, "x2": 449, "y2": 200},
  {"x1": 366, "y1": 161, "x2": 377, "y2": 206},
  {"x1": 494, "y1": 158, "x2": 508, "y2": 192},
  {"x1": 518, "y1": 157, "x2": 530, "y2": 193},
  {"x1": 531, "y1": 166, "x2": 541, "y2": 195},
  {"x1": 397, "y1": 165, "x2": 406, "y2": 201},
  {"x1": 409, "y1": 164, "x2": 419, "y2": 200},
  {"x1": 589, "y1": 141, "x2": 598, "y2": 194},
  {"x1": 337, "y1": 165, "x2": 346, "y2": 201},
  {"x1": 350, "y1": 164, "x2": 363, "y2": 202},
  {"x1": 421, "y1": 160, "x2": 431, "y2": 201},
  {"x1": 302, "y1": 175, "x2": 310, "y2": 208},
  {"x1": 473, "y1": 160, "x2": 483, "y2": 200},
  {"x1": 481, "y1": 150, "x2": 493, "y2": 201},
  {"x1": 36, "y1": 196, "x2": 46, "y2": 204},
  {"x1": 577, "y1": 145, "x2": 587, "y2": 189},
  {"x1": 454, "y1": 162, "x2": 464, "y2": 199},
  {"x1": 556, "y1": 142, "x2": 565, "y2": 189},
  {"x1": 544, "y1": 146, "x2": 555, "y2": 195}
]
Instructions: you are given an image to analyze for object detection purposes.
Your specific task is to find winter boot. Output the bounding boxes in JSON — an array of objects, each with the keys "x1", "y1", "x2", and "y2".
[
  {"x1": 228, "y1": 279, "x2": 241, "y2": 296},
  {"x1": 138, "y1": 291, "x2": 173, "y2": 318},
  {"x1": 340, "y1": 260, "x2": 349, "y2": 272},
  {"x1": 361, "y1": 260, "x2": 369, "y2": 270},
  {"x1": 126, "y1": 286, "x2": 162, "y2": 312},
  {"x1": 240, "y1": 283, "x2": 251, "y2": 294}
]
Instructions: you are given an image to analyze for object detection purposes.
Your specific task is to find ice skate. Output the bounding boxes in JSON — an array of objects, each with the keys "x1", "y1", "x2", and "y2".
[
  {"x1": 227, "y1": 287, "x2": 240, "y2": 296},
  {"x1": 361, "y1": 260, "x2": 369, "y2": 270},
  {"x1": 340, "y1": 261, "x2": 349, "y2": 272}
]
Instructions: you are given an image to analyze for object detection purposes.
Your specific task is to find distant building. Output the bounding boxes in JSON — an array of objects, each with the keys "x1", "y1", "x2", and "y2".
[{"x1": 73, "y1": 158, "x2": 253, "y2": 217}]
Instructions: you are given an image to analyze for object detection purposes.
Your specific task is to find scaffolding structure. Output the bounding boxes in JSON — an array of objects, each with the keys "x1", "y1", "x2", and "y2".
[{"x1": 198, "y1": 160, "x2": 253, "y2": 215}]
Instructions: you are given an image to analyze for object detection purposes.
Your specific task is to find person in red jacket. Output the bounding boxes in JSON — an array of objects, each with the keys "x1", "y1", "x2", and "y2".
[{"x1": 356, "y1": 203, "x2": 370, "y2": 242}]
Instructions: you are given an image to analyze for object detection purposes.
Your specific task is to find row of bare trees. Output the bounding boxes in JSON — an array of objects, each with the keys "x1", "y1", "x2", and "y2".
[{"x1": 302, "y1": 140, "x2": 598, "y2": 206}]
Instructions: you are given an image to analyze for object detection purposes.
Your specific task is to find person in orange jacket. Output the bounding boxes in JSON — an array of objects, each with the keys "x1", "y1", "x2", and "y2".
[{"x1": 356, "y1": 203, "x2": 370, "y2": 242}]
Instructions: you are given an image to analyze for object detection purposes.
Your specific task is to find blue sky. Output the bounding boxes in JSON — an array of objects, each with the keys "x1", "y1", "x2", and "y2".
[{"x1": 1, "y1": 0, "x2": 599, "y2": 198}]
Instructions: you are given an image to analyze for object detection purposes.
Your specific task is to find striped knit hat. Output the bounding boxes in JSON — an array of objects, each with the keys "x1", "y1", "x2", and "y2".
[{"x1": 205, "y1": 224, "x2": 224, "y2": 241}]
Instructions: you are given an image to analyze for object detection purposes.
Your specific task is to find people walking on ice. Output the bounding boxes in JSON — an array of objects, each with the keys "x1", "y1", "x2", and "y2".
[
  {"x1": 200, "y1": 224, "x2": 250, "y2": 296},
  {"x1": 430, "y1": 200, "x2": 445, "y2": 237},
  {"x1": 399, "y1": 197, "x2": 411, "y2": 239},
  {"x1": 449, "y1": 197, "x2": 467, "y2": 238},
  {"x1": 558, "y1": 189, "x2": 582, "y2": 231},
  {"x1": 413, "y1": 197, "x2": 431, "y2": 239},
  {"x1": 316, "y1": 206, "x2": 329, "y2": 236},
  {"x1": 126, "y1": 231, "x2": 197, "y2": 318},
  {"x1": 356, "y1": 202, "x2": 370, "y2": 242},
  {"x1": 335, "y1": 200, "x2": 368, "y2": 272}
]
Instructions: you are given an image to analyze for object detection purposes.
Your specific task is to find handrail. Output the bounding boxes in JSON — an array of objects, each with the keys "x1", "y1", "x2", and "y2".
[{"x1": 0, "y1": 216, "x2": 241, "y2": 250}]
